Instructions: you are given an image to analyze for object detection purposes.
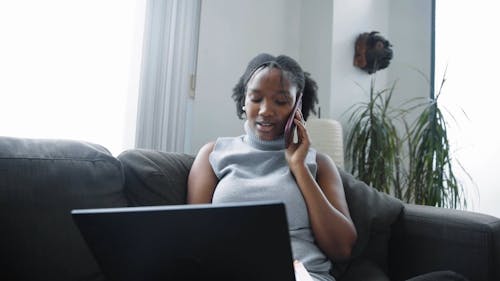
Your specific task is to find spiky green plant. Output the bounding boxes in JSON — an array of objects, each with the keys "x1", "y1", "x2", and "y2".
[
  {"x1": 406, "y1": 74, "x2": 467, "y2": 208},
  {"x1": 345, "y1": 77, "x2": 403, "y2": 196}
]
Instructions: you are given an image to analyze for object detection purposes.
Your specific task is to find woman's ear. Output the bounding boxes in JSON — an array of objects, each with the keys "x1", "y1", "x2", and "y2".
[{"x1": 241, "y1": 98, "x2": 247, "y2": 119}]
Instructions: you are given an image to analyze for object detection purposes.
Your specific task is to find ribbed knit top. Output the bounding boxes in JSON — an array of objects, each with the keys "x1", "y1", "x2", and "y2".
[{"x1": 208, "y1": 121, "x2": 334, "y2": 281}]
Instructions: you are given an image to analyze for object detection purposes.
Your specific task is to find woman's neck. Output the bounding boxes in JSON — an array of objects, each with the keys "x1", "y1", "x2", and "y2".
[{"x1": 243, "y1": 120, "x2": 285, "y2": 151}]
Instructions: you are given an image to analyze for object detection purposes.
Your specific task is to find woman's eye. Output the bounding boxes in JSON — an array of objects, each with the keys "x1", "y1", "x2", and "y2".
[
  {"x1": 250, "y1": 98, "x2": 262, "y2": 103},
  {"x1": 276, "y1": 99, "x2": 289, "y2": 105}
]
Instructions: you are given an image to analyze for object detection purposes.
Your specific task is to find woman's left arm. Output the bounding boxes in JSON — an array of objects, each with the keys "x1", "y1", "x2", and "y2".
[
  {"x1": 291, "y1": 152, "x2": 357, "y2": 261},
  {"x1": 286, "y1": 115, "x2": 357, "y2": 261}
]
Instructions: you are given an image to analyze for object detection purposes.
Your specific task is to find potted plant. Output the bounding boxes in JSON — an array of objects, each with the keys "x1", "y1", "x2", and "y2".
[
  {"x1": 344, "y1": 77, "x2": 404, "y2": 197},
  {"x1": 347, "y1": 31, "x2": 468, "y2": 208},
  {"x1": 405, "y1": 74, "x2": 467, "y2": 208},
  {"x1": 344, "y1": 70, "x2": 469, "y2": 209}
]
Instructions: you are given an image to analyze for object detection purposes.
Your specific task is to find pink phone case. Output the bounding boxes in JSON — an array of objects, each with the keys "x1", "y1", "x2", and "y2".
[{"x1": 284, "y1": 93, "x2": 303, "y2": 148}]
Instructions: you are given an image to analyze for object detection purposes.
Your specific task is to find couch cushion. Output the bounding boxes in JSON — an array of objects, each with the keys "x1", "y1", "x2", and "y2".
[
  {"x1": 117, "y1": 149, "x2": 195, "y2": 206},
  {"x1": 335, "y1": 259, "x2": 390, "y2": 281},
  {"x1": 0, "y1": 136, "x2": 127, "y2": 281},
  {"x1": 334, "y1": 168, "x2": 403, "y2": 277}
]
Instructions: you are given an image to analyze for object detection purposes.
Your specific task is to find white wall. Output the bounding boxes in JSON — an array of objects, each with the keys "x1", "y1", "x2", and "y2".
[
  {"x1": 190, "y1": 0, "x2": 432, "y2": 153},
  {"x1": 330, "y1": 0, "x2": 390, "y2": 123},
  {"x1": 190, "y1": 0, "x2": 332, "y2": 153},
  {"x1": 298, "y1": 0, "x2": 333, "y2": 118},
  {"x1": 388, "y1": 0, "x2": 432, "y2": 116},
  {"x1": 191, "y1": 0, "x2": 300, "y2": 153},
  {"x1": 329, "y1": 0, "x2": 432, "y2": 121}
]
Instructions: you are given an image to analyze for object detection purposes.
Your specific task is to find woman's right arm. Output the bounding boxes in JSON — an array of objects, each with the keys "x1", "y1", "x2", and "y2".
[{"x1": 187, "y1": 142, "x2": 219, "y2": 204}]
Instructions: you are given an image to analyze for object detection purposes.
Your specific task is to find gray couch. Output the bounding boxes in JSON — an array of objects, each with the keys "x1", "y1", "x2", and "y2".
[{"x1": 1, "y1": 136, "x2": 499, "y2": 281}]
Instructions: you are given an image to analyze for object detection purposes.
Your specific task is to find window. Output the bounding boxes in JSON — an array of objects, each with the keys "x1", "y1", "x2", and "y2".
[
  {"x1": 0, "y1": 0, "x2": 146, "y2": 156},
  {"x1": 435, "y1": 0, "x2": 500, "y2": 217}
]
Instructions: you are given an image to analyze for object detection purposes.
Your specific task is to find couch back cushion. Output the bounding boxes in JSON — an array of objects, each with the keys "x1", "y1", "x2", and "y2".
[
  {"x1": 117, "y1": 149, "x2": 195, "y2": 206},
  {"x1": 334, "y1": 168, "x2": 403, "y2": 277},
  {"x1": 0, "y1": 136, "x2": 127, "y2": 281}
]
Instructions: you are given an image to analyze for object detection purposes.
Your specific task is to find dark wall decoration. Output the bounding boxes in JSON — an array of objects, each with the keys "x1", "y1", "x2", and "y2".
[{"x1": 354, "y1": 31, "x2": 393, "y2": 74}]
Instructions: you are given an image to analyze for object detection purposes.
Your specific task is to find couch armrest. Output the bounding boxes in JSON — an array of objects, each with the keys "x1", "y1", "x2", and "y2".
[{"x1": 388, "y1": 203, "x2": 500, "y2": 281}]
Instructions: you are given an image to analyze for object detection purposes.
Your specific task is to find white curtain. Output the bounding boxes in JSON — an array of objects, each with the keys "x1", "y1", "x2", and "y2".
[{"x1": 135, "y1": 0, "x2": 200, "y2": 152}]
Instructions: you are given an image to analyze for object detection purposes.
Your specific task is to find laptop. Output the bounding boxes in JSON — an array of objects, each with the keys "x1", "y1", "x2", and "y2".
[{"x1": 72, "y1": 201, "x2": 296, "y2": 281}]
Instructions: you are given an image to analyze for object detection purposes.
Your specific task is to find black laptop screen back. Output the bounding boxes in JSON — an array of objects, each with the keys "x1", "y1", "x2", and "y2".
[{"x1": 72, "y1": 201, "x2": 296, "y2": 281}]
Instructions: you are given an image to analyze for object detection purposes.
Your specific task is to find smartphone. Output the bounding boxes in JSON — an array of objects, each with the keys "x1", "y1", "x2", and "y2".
[{"x1": 284, "y1": 92, "x2": 303, "y2": 148}]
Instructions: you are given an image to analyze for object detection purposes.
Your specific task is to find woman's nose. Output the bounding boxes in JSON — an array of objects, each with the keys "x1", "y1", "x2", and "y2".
[{"x1": 258, "y1": 100, "x2": 274, "y2": 116}]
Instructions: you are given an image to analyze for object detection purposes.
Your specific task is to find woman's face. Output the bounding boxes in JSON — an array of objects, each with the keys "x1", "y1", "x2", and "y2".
[{"x1": 244, "y1": 67, "x2": 298, "y2": 141}]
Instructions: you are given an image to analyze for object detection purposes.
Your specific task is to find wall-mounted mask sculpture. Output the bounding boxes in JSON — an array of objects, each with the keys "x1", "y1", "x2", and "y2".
[{"x1": 354, "y1": 31, "x2": 393, "y2": 74}]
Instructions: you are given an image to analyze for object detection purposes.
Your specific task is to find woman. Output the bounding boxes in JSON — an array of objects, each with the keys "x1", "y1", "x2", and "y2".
[{"x1": 187, "y1": 53, "x2": 357, "y2": 281}]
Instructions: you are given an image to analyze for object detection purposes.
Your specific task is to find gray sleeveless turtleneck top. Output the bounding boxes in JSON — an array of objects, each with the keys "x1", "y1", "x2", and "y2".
[{"x1": 209, "y1": 121, "x2": 334, "y2": 281}]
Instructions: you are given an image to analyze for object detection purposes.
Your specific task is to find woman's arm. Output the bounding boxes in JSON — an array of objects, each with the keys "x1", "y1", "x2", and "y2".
[
  {"x1": 291, "y1": 152, "x2": 357, "y2": 261},
  {"x1": 286, "y1": 114, "x2": 357, "y2": 261},
  {"x1": 187, "y1": 142, "x2": 219, "y2": 204}
]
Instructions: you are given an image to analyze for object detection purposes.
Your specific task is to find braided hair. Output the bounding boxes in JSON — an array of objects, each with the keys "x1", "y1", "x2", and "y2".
[{"x1": 232, "y1": 53, "x2": 318, "y2": 121}]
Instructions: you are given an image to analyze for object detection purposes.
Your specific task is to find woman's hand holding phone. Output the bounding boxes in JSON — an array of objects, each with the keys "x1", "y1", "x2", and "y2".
[{"x1": 285, "y1": 93, "x2": 311, "y2": 169}]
